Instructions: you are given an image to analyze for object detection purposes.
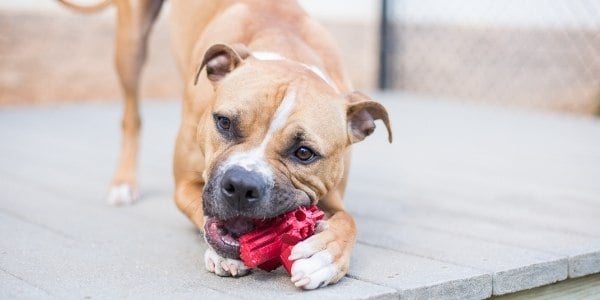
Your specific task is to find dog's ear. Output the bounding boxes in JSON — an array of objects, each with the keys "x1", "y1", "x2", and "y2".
[
  {"x1": 194, "y1": 43, "x2": 250, "y2": 84},
  {"x1": 346, "y1": 92, "x2": 392, "y2": 144}
]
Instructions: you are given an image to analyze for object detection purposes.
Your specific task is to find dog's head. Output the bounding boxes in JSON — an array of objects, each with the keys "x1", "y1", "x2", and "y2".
[{"x1": 195, "y1": 44, "x2": 392, "y2": 258}]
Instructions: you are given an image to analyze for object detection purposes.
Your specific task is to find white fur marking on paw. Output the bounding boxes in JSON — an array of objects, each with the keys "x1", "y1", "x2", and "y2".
[
  {"x1": 107, "y1": 184, "x2": 138, "y2": 206},
  {"x1": 288, "y1": 221, "x2": 329, "y2": 260},
  {"x1": 204, "y1": 247, "x2": 249, "y2": 277},
  {"x1": 289, "y1": 237, "x2": 318, "y2": 260},
  {"x1": 291, "y1": 250, "x2": 340, "y2": 290},
  {"x1": 300, "y1": 264, "x2": 339, "y2": 289}
]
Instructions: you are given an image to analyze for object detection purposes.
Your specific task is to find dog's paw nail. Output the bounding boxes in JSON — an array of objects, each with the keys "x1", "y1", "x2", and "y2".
[
  {"x1": 229, "y1": 264, "x2": 238, "y2": 276},
  {"x1": 294, "y1": 277, "x2": 311, "y2": 288},
  {"x1": 220, "y1": 261, "x2": 230, "y2": 272},
  {"x1": 206, "y1": 259, "x2": 215, "y2": 272},
  {"x1": 107, "y1": 184, "x2": 138, "y2": 206},
  {"x1": 290, "y1": 272, "x2": 304, "y2": 282}
]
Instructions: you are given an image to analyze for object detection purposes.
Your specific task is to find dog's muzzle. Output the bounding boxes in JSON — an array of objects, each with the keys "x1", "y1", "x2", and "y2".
[
  {"x1": 202, "y1": 160, "x2": 311, "y2": 258},
  {"x1": 203, "y1": 165, "x2": 271, "y2": 259}
]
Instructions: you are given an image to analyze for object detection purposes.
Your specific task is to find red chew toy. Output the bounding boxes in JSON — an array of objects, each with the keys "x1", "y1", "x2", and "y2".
[{"x1": 239, "y1": 205, "x2": 325, "y2": 274}]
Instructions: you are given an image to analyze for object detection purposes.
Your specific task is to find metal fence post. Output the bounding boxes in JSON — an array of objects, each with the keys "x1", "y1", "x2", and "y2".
[{"x1": 378, "y1": 0, "x2": 394, "y2": 90}]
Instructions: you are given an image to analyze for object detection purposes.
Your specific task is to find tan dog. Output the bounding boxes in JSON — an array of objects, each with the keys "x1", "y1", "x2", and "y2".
[{"x1": 59, "y1": 0, "x2": 392, "y2": 289}]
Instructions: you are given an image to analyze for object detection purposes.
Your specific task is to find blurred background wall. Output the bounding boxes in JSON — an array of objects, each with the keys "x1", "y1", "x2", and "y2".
[
  {"x1": 1, "y1": 0, "x2": 599, "y2": 115},
  {"x1": 0, "y1": 0, "x2": 179, "y2": 105},
  {"x1": 387, "y1": 0, "x2": 600, "y2": 115}
]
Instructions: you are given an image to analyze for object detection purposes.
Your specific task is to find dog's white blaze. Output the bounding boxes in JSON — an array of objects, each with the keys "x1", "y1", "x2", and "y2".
[
  {"x1": 230, "y1": 152, "x2": 263, "y2": 171},
  {"x1": 252, "y1": 51, "x2": 338, "y2": 91},
  {"x1": 259, "y1": 87, "x2": 296, "y2": 151},
  {"x1": 252, "y1": 51, "x2": 286, "y2": 61},
  {"x1": 220, "y1": 88, "x2": 297, "y2": 182},
  {"x1": 221, "y1": 149, "x2": 273, "y2": 183},
  {"x1": 300, "y1": 63, "x2": 339, "y2": 92}
]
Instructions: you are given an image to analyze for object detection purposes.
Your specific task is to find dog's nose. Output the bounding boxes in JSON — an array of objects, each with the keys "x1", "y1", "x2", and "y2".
[{"x1": 220, "y1": 166, "x2": 266, "y2": 208}]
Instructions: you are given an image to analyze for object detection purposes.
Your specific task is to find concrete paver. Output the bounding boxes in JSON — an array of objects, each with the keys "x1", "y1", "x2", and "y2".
[
  {"x1": 349, "y1": 244, "x2": 492, "y2": 299},
  {"x1": 355, "y1": 217, "x2": 568, "y2": 295}
]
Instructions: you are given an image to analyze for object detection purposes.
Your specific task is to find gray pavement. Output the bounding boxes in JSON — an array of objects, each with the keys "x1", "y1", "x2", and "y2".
[{"x1": 1, "y1": 94, "x2": 599, "y2": 299}]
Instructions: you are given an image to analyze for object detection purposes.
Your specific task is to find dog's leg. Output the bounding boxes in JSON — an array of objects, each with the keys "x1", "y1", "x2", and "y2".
[
  {"x1": 173, "y1": 173, "x2": 205, "y2": 229},
  {"x1": 288, "y1": 154, "x2": 356, "y2": 289},
  {"x1": 107, "y1": 0, "x2": 163, "y2": 205},
  {"x1": 173, "y1": 124, "x2": 251, "y2": 277},
  {"x1": 289, "y1": 207, "x2": 356, "y2": 289}
]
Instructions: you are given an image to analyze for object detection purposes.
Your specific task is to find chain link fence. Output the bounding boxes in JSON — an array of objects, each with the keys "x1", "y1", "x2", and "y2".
[{"x1": 382, "y1": 0, "x2": 600, "y2": 115}]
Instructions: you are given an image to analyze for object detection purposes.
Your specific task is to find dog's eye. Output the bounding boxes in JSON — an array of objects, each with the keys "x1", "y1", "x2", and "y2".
[
  {"x1": 294, "y1": 146, "x2": 316, "y2": 162},
  {"x1": 216, "y1": 116, "x2": 231, "y2": 131}
]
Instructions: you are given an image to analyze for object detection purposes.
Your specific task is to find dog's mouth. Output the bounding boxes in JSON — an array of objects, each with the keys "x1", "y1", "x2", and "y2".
[{"x1": 204, "y1": 216, "x2": 258, "y2": 259}]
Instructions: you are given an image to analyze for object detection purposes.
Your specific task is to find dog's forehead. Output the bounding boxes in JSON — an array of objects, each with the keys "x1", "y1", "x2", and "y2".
[
  {"x1": 212, "y1": 61, "x2": 348, "y2": 147},
  {"x1": 216, "y1": 61, "x2": 343, "y2": 115}
]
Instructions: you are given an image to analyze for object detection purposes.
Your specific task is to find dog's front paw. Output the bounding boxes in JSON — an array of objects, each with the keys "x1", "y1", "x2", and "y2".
[
  {"x1": 288, "y1": 221, "x2": 350, "y2": 289},
  {"x1": 204, "y1": 247, "x2": 250, "y2": 277},
  {"x1": 107, "y1": 183, "x2": 139, "y2": 206}
]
